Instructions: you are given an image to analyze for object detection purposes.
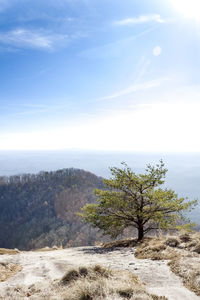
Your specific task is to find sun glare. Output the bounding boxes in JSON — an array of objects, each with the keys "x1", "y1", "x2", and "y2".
[
  {"x1": 1, "y1": 102, "x2": 200, "y2": 152},
  {"x1": 172, "y1": 0, "x2": 200, "y2": 21}
]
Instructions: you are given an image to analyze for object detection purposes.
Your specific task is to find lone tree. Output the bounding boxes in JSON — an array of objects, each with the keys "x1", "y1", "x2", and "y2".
[{"x1": 80, "y1": 161, "x2": 197, "y2": 240}]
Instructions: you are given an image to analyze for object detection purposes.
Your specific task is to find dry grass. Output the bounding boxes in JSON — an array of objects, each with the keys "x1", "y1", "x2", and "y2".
[
  {"x1": 0, "y1": 265, "x2": 168, "y2": 300},
  {"x1": 101, "y1": 238, "x2": 140, "y2": 249},
  {"x1": 134, "y1": 232, "x2": 200, "y2": 296},
  {"x1": 0, "y1": 262, "x2": 22, "y2": 282},
  {"x1": 59, "y1": 265, "x2": 167, "y2": 300},
  {"x1": 0, "y1": 248, "x2": 20, "y2": 255},
  {"x1": 61, "y1": 265, "x2": 111, "y2": 285},
  {"x1": 168, "y1": 256, "x2": 200, "y2": 296},
  {"x1": 135, "y1": 239, "x2": 176, "y2": 260}
]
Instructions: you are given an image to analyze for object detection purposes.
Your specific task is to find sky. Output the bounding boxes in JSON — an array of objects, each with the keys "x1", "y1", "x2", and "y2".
[{"x1": 0, "y1": 0, "x2": 200, "y2": 152}]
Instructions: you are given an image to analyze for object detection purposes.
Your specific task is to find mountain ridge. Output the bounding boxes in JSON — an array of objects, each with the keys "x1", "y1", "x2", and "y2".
[{"x1": 0, "y1": 168, "x2": 104, "y2": 250}]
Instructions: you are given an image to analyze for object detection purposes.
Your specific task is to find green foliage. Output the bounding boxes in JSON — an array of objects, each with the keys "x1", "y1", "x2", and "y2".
[{"x1": 80, "y1": 161, "x2": 198, "y2": 240}]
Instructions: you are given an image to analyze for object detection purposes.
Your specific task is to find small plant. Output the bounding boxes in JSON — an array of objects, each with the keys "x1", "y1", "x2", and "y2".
[
  {"x1": 117, "y1": 287, "x2": 133, "y2": 298},
  {"x1": 187, "y1": 240, "x2": 198, "y2": 248},
  {"x1": 61, "y1": 269, "x2": 80, "y2": 284},
  {"x1": 102, "y1": 238, "x2": 138, "y2": 248},
  {"x1": 165, "y1": 237, "x2": 180, "y2": 247},
  {"x1": 179, "y1": 233, "x2": 191, "y2": 243},
  {"x1": 79, "y1": 293, "x2": 93, "y2": 300},
  {"x1": 79, "y1": 267, "x2": 88, "y2": 277},
  {"x1": 61, "y1": 265, "x2": 111, "y2": 287},
  {"x1": 93, "y1": 265, "x2": 110, "y2": 277}
]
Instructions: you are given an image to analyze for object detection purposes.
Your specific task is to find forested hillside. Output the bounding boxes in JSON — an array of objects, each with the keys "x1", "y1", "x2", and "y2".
[{"x1": 0, "y1": 168, "x2": 104, "y2": 250}]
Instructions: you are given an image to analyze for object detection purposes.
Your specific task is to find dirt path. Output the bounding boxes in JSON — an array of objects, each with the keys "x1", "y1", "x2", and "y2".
[{"x1": 0, "y1": 247, "x2": 199, "y2": 300}]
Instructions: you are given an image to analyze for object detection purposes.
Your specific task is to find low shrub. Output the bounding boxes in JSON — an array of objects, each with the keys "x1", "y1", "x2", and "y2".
[
  {"x1": 61, "y1": 265, "x2": 111, "y2": 286},
  {"x1": 179, "y1": 233, "x2": 191, "y2": 243},
  {"x1": 61, "y1": 269, "x2": 80, "y2": 284},
  {"x1": 187, "y1": 240, "x2": 198, "y2": 249},
  {"x1": 165, "y1": 237, "x2": 180, "y2": 247},
  {"x1": 79, "y1": 267, "x2": 88, "y2": 277},
  {"x1": 102, "y1": 238, "x2": 138, "y2": 249},
  {"x1": 92, "y1": 265, "x2": 110, "y2": 278}
]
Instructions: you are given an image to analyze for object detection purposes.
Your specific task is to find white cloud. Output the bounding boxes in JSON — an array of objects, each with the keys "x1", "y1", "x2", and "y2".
[
  {"x1": 0, "y1": 29, "x2": 68, "y2": 50},
  {"x1": 114, "y1": 14, "x2": 165, "y2": 26},
  {"x1": 96, "y1": 79, "x2": 163, "y2": 101},
  {"x1": 153, "y1": 46, "x2": 162, "y2": 56}
]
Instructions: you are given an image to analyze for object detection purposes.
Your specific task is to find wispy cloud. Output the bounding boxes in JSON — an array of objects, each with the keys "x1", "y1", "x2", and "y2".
[
  {"x1": 96, "y1": 79, "x2": 163, "y2": 102},
  {"x1": 0, "y1": 28, "x2": 69, "y2": 50},
  {"x1": 114, "y1": 14, "x2": 165, "y2": 26},
  {"x1": 80, "y1": 27, "x2": 157, "y2": 59}
]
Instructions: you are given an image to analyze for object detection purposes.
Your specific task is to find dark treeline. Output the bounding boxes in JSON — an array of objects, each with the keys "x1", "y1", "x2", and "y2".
[{"x1": 0, "y1": 168, "x2": 104, "y2": 250}]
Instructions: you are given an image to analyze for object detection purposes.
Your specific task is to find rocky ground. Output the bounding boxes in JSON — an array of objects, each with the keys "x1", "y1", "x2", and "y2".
[{"x1": 0, "y1": 244, "x2": 199, "y2": 300}]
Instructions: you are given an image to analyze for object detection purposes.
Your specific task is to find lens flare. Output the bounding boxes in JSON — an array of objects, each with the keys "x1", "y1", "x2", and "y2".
[{"x1": 172, "y1": 0, "x2": 200, "y2": 21}]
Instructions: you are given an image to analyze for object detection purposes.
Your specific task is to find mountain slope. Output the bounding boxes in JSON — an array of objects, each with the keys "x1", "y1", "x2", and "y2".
[{"x1": 0, "y1": 168, "x2": 104, "y2": 250}]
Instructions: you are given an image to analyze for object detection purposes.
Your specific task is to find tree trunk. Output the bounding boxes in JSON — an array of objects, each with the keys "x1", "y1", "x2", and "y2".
[{"x1": 138, "y1": 224, "x2": 144, "y2": 240}]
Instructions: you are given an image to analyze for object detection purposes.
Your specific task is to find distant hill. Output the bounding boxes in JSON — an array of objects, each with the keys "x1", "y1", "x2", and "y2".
[
  {"x1": 0, "y1": 151, "x2": 199, "y2": 227},
  {"x1": 0, "y1": 168, "x2": 104, "y2": 250}
]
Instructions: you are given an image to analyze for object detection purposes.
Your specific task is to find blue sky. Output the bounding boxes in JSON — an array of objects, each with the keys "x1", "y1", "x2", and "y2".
[{"x1": 0, "y1": 0, "x2": 200, "y2": 151}]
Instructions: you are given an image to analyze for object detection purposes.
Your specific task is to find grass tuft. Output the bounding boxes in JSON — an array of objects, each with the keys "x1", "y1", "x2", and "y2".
[
  {"x1": 165, "y1": 237, "x2": 180, "y2": 248},
  {"x1": 179, "y1": 233, "x2": 191, "y2": 243},
  {"x1": 0, "y1": 248, "x2": 20, "y2": 255},
  {"x1": 0, "y1": 262, "x2": 22, "y2": 282},
  {"x1": 101, "y1": 238, "x2": 139, "y2": 249},
  {"x1": 135, "y1": 239, "x2": 174, "y2": 260},
  {"x1": 58, "y1": 265, "x2": 166, "y2": 300},
  {"x1": 79, "y1": 267, "x2": 88, "y2": 277},
  {"x1": 61, "y1": 269, "x2": 80, "y2": 284}
]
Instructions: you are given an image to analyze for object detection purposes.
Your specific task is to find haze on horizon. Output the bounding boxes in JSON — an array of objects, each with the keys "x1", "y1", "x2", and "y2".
[{"x1": 0, "y1": 0, "x2": 200, "y2": 152}]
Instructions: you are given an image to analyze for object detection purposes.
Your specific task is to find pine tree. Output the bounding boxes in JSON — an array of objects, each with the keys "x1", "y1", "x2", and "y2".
[{"x1": 80, "y1": 161, "x2": 197, "y2": 240}]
